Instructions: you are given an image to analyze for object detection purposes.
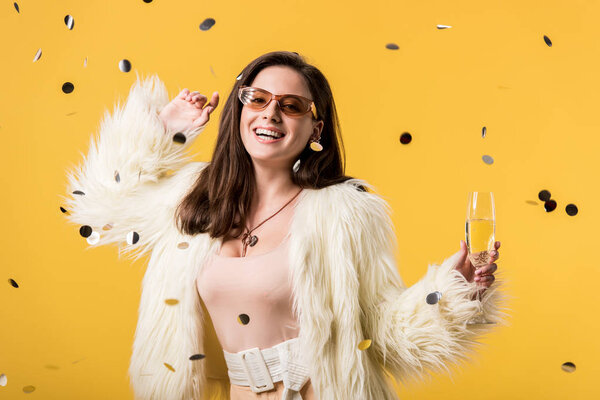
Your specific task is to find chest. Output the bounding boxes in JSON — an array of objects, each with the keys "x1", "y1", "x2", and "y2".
[{"x1": 217, "y1": 199, "x2": 296, "y2": 258}]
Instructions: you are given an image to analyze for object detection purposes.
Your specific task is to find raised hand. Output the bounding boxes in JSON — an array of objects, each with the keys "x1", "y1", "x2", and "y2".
[
  {"x1": 453, "y1": 240, "x2": 501, "y2": 299},
  {"x1": 158, "y1": 88, "x2": 219, "y2": 134}
]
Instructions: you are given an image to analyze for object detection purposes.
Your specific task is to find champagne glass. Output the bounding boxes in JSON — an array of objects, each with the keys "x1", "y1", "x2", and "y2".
[{"x1": 465, "y1": 192, "x2": 496, "y2": 319}]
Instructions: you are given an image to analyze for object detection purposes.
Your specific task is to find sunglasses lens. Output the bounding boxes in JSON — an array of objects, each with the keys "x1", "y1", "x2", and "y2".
[
  {"x1": 280, "y1": 97, "x2": 307, "y2": 115},
  {"x1": 240, "y1": 88, "x2": 309, "y2": 116}
]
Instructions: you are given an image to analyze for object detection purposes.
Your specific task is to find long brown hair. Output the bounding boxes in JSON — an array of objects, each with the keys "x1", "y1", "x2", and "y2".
[{"x1": 175, "y1": 51, "x2": 364, "y2": 240}]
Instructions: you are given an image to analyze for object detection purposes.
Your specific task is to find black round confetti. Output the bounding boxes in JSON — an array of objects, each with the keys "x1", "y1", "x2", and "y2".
[
  {"x1": 173, "y1": 132, "x2": 186, "y2": 144},
  {"x1": 64, "y1": 15, "x2": 74, "y2": 30},
  {"x1": 62, "y1": 82, "x2": 74, "y2": 94},
  {"x1": 79, "y1": 225, "x2": 93, "y2": 238},
  {"x1": 143, "y1": 0, "x2": 153, "y2": 3},
  {"x1": 561, "y1": 362, "x2": 576, "y2": 372},
  {"x1": 73, "y1": 190, "x2": 85, "y2": 195},
  {"x1": 238, "y1": 313, "x2": 250, "y2": 325},
  {"x1": 199, "y1": 18, "x2": 216, "y2": 31},
  {"x1": 14, "y1": 2, "x2": 19, "y2": 13},
  {"x1": 544, "y1": 199, "x2": 557, "y2": 212},
  {"x1": 538, "y1": 190, "x2": 551, "y2": 202},
  {"x1": 60, "y1": 206, "x2": 68, "y2": 213},
  {"x1": 386, "y1": 43, "x2": 399, "y2": 50},
  {"x1": 399, "y1": 132, "x2": 412, "y2": 144},
  {"x1": 189, "y1": 354, "x2": 205, "y2": 360},
  {"x1": 565, "y1": 204, "x2": 578, "y2": 216},
  {"x1": 544, "y1": 35, "x2": 552, "y2": 47},
  {"x1": 9, "y1": 278, "x2": 19, "y2": 288},
  {"x1": 482, "y1": 126, "x2": 487, "y2": 138},
  {"x1": 119, "y1": 59, "x2": 132, "y2": 73}
]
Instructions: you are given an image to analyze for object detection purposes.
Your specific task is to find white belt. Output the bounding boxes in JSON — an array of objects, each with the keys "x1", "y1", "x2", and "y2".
[{"x1": 223, "y1": 337, "x2": 311, "y2": 399}]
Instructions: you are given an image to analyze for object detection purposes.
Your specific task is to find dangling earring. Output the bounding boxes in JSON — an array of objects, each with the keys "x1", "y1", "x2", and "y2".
[
  {"x1": 292, "y1": 159, "x2": 301, "y2": 173},
  {"x1": 310, "y1": 138, "x2": 323, "y2": 152}
]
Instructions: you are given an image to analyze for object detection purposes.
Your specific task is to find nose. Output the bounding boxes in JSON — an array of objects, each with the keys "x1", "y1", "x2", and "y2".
[{"x1": 261, "y1": 98, "x2": 282, "y2": 120}]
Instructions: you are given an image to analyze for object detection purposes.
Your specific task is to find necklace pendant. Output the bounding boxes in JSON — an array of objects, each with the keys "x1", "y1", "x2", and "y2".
[{"x1": 248, "y1": 235, "x2": 258, "y2": 247}]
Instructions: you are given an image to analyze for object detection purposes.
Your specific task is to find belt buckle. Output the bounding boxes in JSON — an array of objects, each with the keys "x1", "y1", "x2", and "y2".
[{"x1": 239, "y1": 347, "x2": 274, "y2": 393}]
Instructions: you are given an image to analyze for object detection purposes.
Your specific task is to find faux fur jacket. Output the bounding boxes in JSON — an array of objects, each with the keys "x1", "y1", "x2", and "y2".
[{"x1": 62, "y1": 75, "x2": 510, "y2": 400}]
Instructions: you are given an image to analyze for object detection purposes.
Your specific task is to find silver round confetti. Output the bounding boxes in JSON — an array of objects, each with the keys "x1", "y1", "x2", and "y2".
[
  {"x1": 65, "y1": 15, "x2": 74, "y2": 30},
  {"x1": 199, "y1": 18, "x2": 216, "y2": 31},
  {"x1": 437, "y1": 25, "x2": 452, "y2": 29},
  {"x1": 127, "y1": 231, "x2": 140, "y2": 245},
  {"x1": 292, "y1": 159, "x2": 301, "y2": 173},
  {"x1": 114, "y1": 170, "x2": 120, "y2": 183},
  {"x1": 236, "y1": 73, "x2": 243, "y2": 81},
  {"x1": 0, "y1": 373, "x2": 6, "y2": 386},
  {"x1": 426, "y1": 291, "x2": 442, "y2": 305},
  {"x1": 84, "y1": 57, "x2": 87, "y2": 67},
  {"x1": 385, "y1": 43, "x2": 399, "y2": 50},
  {"x1": 482, "y1": 126, "x2": 487, "y2": 138},
  {"x1": 119, "y1": 59, "x2": 132, "y2": 73},
  {"x1": 86, "y1": 231, "x2": 100, "y2": 245},
  {"x1": 33, "y1": 48, "x2": 42, "y2": 62},
  {"x1": 482, "y1": 155, "x2": 494, "y2": 165}
]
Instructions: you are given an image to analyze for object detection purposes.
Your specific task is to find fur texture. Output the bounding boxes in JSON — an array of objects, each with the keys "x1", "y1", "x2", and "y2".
[{"x1": 62, "y1": 74, "x2": 512, "y2": 400}]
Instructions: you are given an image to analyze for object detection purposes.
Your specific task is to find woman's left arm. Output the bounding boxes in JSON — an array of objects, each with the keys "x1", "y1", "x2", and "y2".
[{"x1": 346, "y1": 184, "x2": 512, "y2": 385}]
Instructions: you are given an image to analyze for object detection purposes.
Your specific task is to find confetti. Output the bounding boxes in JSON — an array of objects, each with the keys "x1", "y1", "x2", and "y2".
[
  {"x1": 127, "y1": 231, "x2": 140, "y2": 245},
  {"x1": 33, "y1": 48, "x2": 42, "y2": 62},
  {"x1": 200, "y1": 18, "x2": 216, "y2": 31},
  {"x1": 65, "y1": 15, "x2": 74, "y2": 30},
  {"x1": 119, "y1": 59, "x2": 131, "y2": 73},
  {"x1": 358, "y1": 339, "x2": 372, "y2": 350},
  {"x1": 238, "y1": 314, "x2": 250, "y2": 325},
  {"x1": 426, "y1": 291, "x2": 442, "y2": 305}
]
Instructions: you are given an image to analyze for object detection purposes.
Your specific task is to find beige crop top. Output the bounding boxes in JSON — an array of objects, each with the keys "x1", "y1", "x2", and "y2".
[{"x1": 196, "y1": 232, "x2": 301, "y2": 353}]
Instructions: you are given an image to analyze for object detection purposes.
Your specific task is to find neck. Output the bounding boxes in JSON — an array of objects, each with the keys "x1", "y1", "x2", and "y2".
[{"x1": 250, "y1": 159, "x2": 301, "y2": 215}]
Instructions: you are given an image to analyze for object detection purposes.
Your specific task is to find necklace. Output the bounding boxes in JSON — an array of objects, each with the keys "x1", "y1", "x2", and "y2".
[{"x1": 240, "y1": 188, "x2": 303, "y2": 257}]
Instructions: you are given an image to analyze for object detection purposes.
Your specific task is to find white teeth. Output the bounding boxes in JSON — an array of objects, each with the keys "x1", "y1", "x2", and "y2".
[{"x1": 255, "y1": 128, "x2": 284, "y2": 138}]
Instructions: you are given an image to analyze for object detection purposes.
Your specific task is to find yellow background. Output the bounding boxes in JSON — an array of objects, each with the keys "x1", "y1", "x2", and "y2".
[{"x1": 1, "y1": 0, "x2": 599, "y2": 398}]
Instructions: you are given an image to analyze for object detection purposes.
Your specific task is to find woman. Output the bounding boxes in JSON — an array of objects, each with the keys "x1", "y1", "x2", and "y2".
[{"x1": 63, "y1": 51, "x2": 509, "y2": 400}]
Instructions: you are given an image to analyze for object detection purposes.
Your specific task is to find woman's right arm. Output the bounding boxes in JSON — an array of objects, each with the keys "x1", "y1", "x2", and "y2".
[{"x1": 60, "y1": 74, "x2": 218, "y2": 262}]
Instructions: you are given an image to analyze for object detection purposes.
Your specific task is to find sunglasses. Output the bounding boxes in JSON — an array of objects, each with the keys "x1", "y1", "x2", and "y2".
[{"x1": 238, "y1": 85, "x2": 318, "y2": 120}]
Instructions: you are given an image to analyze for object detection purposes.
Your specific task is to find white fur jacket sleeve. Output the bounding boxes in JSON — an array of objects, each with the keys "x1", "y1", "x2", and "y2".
[
  {"x1": 61, "y1": 74, "x2": 206, "y2": 263},
  {"x1": 341, "y1": 185, "x2": 511, "y2": 385}
]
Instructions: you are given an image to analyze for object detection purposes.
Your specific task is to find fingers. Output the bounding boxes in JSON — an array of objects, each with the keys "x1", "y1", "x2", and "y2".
[
  {"x1": 474, "y1": 274, "x2": 495, "y2": 286},
  {"x1": 476, "y1": 263, "x2": 497, "y2": 276},
  {"x1": 178, "y1": 88, "x2": 190, "y2": 99}
]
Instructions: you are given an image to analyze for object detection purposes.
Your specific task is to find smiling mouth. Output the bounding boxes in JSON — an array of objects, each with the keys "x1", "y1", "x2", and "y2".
[{"x1": 253, "y1": 128, "x2": 286, "y2": 143}]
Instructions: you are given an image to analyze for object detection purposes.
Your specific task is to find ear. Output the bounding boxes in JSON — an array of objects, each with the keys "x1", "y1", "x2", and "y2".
[{"x1": 312, "y1": 120, "x2": 324, "y2": 141}]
